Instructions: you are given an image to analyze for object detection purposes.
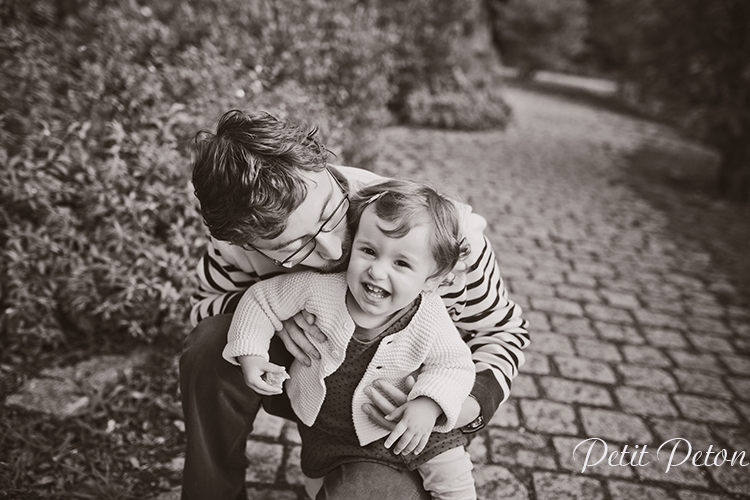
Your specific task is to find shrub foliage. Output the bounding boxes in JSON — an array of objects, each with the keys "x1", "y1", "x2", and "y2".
[{"x1": 0, "y1": 0, "x2": 511, "y2": 368}]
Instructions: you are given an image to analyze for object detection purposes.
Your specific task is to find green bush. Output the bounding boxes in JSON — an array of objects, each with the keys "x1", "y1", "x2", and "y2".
[
  {"x1": 404, "y1": 87, "x2": 512, "y2": 131},
  {"x1": 0, "y1": 0, "x2": 394, "y2": 365}
]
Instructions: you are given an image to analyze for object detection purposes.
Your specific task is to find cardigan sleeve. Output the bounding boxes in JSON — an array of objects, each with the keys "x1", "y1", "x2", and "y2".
[
  {"x1": 406, "y1": 303, "x2": 476, "y2": 432},
  {"x1": 223, "y1": 271, "x2": 323, "y2": 365}
]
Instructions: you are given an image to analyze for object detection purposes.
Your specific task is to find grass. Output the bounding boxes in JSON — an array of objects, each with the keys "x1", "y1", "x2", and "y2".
[{"x1": 0, "y1": 345, "x2": 185, "y2": 499}]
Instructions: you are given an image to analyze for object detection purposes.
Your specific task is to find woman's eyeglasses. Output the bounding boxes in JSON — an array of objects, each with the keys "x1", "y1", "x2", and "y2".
[{"x1": 247, "y1": 169, "x2": 349, "y2": 269}]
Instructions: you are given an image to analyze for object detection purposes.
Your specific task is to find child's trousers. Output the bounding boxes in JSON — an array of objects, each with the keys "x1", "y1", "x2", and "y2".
[{"x1": 306, "y1": 446, "x2": 475, "y2": 500}]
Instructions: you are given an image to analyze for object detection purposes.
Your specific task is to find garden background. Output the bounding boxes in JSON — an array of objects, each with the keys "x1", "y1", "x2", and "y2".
[{"x1": 1, "y1": 0, "x2": 748, "y2": 497}]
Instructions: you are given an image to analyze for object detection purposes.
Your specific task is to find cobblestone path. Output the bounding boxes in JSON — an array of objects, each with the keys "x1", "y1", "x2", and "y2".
[{"x1": 184, "y1": 86, "x2": 750, "y2": 499}]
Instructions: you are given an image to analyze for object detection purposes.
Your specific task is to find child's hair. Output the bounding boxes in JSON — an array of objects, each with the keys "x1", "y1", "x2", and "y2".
[
  {"x1": 191, "y1": 110, "x2": 330, "y2": 246},
  {"x1": 347, "y1": 179, "x2": 470, "y2": 280}
]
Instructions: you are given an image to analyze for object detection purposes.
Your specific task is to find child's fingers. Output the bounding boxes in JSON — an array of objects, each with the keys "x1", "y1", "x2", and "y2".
[
  {"x1": 384, "y1": 422, "x2": 407, "y2": 449},
  {"x1": 413, "y1": 433, "x2": 430, "y2": 455},
  {"x1": 398, "y1": 434, "x2": 419, "y2": 455}
]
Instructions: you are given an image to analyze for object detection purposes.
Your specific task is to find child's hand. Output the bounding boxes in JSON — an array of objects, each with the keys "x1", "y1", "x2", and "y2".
[
  {"x1": 383, "y1": 397, "x2": 442, "y2": 456},
  {"x1": 237, "y1": 355, "x2": 288, "y2": 395}
]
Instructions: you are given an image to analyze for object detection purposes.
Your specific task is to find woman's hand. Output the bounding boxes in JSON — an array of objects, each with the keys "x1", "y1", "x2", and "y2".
[{"x1": 275, "y1": 310, "x2": 327, "y2": 366}]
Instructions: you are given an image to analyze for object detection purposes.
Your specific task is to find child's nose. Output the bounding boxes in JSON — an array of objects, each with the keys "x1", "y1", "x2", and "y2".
[{"x1": 368, "y1": 259, "x2": 388, "y2": 280}]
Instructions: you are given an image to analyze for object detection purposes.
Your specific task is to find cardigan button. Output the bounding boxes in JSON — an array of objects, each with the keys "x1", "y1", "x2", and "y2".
[{"x1": 331, "y1": 349, "x2": 341, "y2": 357}]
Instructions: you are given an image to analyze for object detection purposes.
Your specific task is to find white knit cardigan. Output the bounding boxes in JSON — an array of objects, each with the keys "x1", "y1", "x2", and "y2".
[{"x1": 224, "y1": 271, "x2": 476, "y2": 446}]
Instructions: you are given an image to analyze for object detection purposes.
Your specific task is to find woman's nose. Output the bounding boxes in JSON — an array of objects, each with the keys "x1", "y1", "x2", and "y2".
[{"x1": 314, "y1": 231, "x2": 343, "y2": 261}]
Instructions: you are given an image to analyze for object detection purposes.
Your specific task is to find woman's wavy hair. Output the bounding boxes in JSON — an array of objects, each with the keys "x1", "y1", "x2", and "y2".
[
  {"x1": 347, "y1": 179, "x2": 471, "y2": 281},
  {"x1": 191, "y1": 110, "x2": 330, "y2": 245}
]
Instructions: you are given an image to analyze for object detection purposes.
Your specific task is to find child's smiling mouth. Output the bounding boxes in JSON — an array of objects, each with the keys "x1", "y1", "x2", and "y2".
[{"x1": 362, "y1": 282, "x2": 390, "y2": 299}]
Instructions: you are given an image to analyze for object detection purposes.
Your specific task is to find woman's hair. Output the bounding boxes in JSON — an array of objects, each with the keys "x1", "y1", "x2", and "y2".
[
  {"x1": 347, "y1": 179, "x2": 470, "y2": 280},
  {"x1": 191, "y1": 110, "x2": 330, "y2": 245}
]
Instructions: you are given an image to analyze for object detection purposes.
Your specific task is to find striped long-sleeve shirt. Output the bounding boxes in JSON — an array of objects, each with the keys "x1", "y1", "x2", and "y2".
[{"x1": 190, "y1": 165, "x2": 530, "y2": 424}]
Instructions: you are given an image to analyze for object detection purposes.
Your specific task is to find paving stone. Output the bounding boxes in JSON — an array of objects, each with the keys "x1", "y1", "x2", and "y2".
[
  {"x1": 599, "y1": 290, "x2": 640, "y2": 310},
  {"x1": 510, "y1": 280, "x2": 557, "y2": 299},
  {"x1": 489, "y1": 400, "x2": 520, "y2": 427},
  {"x1": 473, "y1": 465, "x2": 529, "y2": 500},
  {"x1": 622, "y1": 345, "x2": 672, "y2": 367},
  {"x1": 527, "y1": 332, "x2": 575, "y2": 355},
  {"x1": 574, "y1": 338, "x2": 622, "y2": 362},
  {"x1": 556, "y1": 284, "x2": 602, "y2": 304},
  {"x1": 575, "y1": 261, "x2": 616, "y2": 279},
  {"x1": 553, "y1": 436, "x2": 634, "y2": 478},
  {"x1": 670, "y1": 352, "x2": 723, "y2": 375},
  {"x1": 6, "y1": 352, "x2": 150, "y2": 418},
  {"x1": 467, "y1": 431, "x2": 488, "y2": 464},
  {"x1": 533, "y1": 472, "x2": 606, "y2": 500},
  {"x1": 688, "y1": 317, "x2": 733, "y2": 336},
  {"x1": 634, "y1": 450, "x2": 709, "y2": 487},
  {"x1": 634, "y1": 310, "x2": 687, "y2": 330},
  {"x1": 674, "y1": 395, "x2": 740, "y2": 424},
  {"x1": 580, "y1": 408, "x2": 653, "y2": 442},
  {"x1": 487, "y1": 428, "x2": 556, "y2": 469},
  {"x1": 615, "y1": 387, "x2": 679, "y2": 417},
  {"x1": 643, "y1": 328, "x2": 690, "y2": 349},
  {"x1": 244, "y1": 440, "x2": 284, "y2": 483},
  {"x1": 5, "y1": 378, "x2": 89, "y2": 418},
  {"x1": 283, "y1": 445, "x2": 304, "y2": 487},
  {"x1": 584, "y1": 304, "x2": 634, "y2": 325},
  {"x1": 721, "y1": 355, "x2": 750, "y2": 376},
  {"x1": 554, "y1": 355, "x2": 616, "y2": 384},
  {"x1": 677, "y1": 491, "x2": 732, "y2": 500},
  {"x1": 687, "y1": 334, "x2": 735, "y2": 354},
  {"x1": 706, "y1": 453, "x2": 750, "y2": 495},
  {"x1": 521, "y1": 351, "x2": 551, "y2": 375},
  {"x1": 711, "y1": 426, "x2": 750, "y2": 454},
  {"x1": 729, "y1": 319, "x2": 750, "y2": 337},
  {"x1": 281, "y1": 421, "x2": 302, "y2": 445},
  {"x1": 608, "y1": 480, "x2": 676, "y2": 500},
  {"x1": 531, "y1": 297, "x2": 585, "y2": 317},
  {"x1": 551, "y1": 316, "x2": 598, "y2": 337},
  {"x1": 520, "y1": 400, "x2": 579, "y2": 435},
  {"x1": 511, "y1": 374, "x2": 540, "y2": 398},
  {"x1": 686, "y1": 302, "x2": 726, "y2": 319},
  {"x1": 531, "y1": 270, "x2": 567, "y2": 286},
  {"x1": 673, "y1": 370, "x2": 733, "y2": 398},
  {"x1": 244, "y1": 488, "x2": 298, "y2": 500},
  {"x1": 566, "y1": 272, "x2": 598, "y2": 288},
  {"x1": 525, "y1": 310, "x2": 552, "y2": 332},
  {"x1": 617, "y1": 364, "x2": 678, "y2": 392},
  {"x1": 250, "y1": 409, "x2": 286, "y2": 439},
  {"x1": 648, "y1": 299, "x2": 690, "y2": 316},
  {"x1": 650, "y1": 419, "x2": 717, "y2": 452},
  {"x1": 595, "y1": 322, "x2": 645, "y2": 344},
  {"x1": 540, "y1": 377, "x2": 612, "y2": 406},
  {"x1": 732, "y1": 400, "x2": 750, "y2": 423}
]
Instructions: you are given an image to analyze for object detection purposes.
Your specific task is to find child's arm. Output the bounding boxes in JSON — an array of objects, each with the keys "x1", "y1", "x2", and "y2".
[
  {"x1": 223, "y1": 272, "x2": 321, "y2": 365},
  {"x1": 383, "y1": 396, "x2": 442, "y2": 455},
  {"x1": 237, "y1": 355, "x2": 290, "y2": 395}
]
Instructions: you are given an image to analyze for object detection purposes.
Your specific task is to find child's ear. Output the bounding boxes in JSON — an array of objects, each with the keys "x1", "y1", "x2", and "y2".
[{"x1": 423, "y1": 274, "x2": 445, "y2": 293}]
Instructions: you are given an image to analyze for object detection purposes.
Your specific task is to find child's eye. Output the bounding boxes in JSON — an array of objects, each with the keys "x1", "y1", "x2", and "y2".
[
  {"x1": 395, "y1": 260, "x2": 411, "y2": 269},
  {"x1": 360, "y1": 247, "x2": 375, "y2": 256}
]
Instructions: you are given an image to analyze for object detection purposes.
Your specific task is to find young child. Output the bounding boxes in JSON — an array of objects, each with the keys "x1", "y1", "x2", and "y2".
[{"x1": 223, "y1": 179, "x2": 477, "y2": 500}]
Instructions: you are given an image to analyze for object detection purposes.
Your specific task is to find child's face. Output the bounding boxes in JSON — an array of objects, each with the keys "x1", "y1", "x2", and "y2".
[{"x1": 346, "y1": 205, "x2": 442, "y2": 325}]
